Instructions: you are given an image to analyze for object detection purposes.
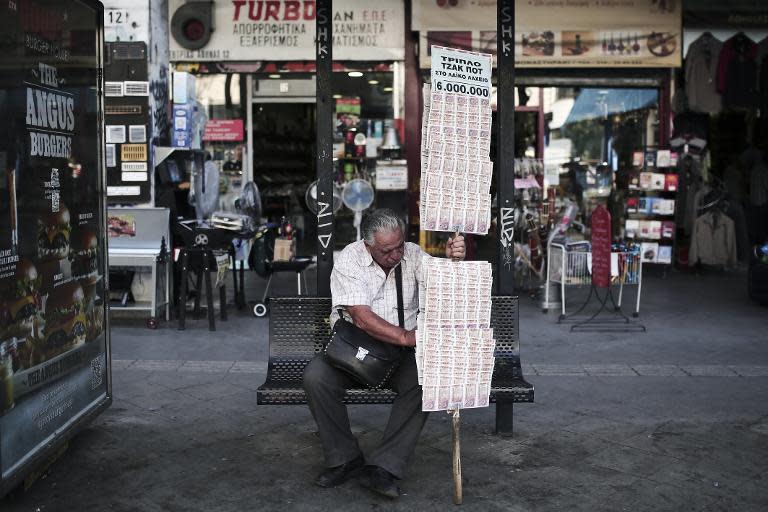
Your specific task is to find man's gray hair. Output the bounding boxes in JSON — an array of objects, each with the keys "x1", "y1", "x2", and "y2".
[{"x1": 361, "y1": 208, "x2": 405, "y2": 246}]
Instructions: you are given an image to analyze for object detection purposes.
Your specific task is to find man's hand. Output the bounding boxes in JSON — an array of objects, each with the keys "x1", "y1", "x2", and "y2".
[
  {"x1": 399, "y1": 328, "x2": 417, "y2": 347},
  {"x1": 446, "y1": 235, "x2": 466, "y2": 261}
]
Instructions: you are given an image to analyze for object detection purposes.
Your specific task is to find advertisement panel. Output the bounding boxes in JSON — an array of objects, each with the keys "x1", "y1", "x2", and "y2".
[
  {"x1": 203, "y1": 120, "x2": 245, "y2": 142},
  {"x1": 169, "y1": 0, "x2": 405, "y2": 62},
  {"x1": 0, "y1": 0, "x2": 110, "y2": 489},
  {"x1": 414, "y1": 0, "x2": 681, "y2": 68}
]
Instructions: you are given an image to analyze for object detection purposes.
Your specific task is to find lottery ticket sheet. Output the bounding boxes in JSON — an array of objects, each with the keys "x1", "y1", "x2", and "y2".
[
  {"x1": 417, "y1": 257, "x2": 496, "y2": 411},
  {"x1": 419, "y1": 84, "x2": 494, "y2": 235}
]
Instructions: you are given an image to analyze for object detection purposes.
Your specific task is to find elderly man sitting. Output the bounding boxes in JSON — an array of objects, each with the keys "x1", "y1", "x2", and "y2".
[{"x1": 303, "y1": 208, "x2": 465, "y2": 499}]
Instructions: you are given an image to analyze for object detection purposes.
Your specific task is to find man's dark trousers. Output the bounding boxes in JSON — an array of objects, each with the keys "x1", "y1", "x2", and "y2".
[{"x1": 303, "y1": 350, "x2": 428, "y2": 479}]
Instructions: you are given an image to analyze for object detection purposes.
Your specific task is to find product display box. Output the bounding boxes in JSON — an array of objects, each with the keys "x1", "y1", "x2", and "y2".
[
  {"x1": 665, "y1": 174, "x2": 679, "y2": 191},
  {"x1": 657, "y1": 245, "x2": 673, "y2": 264},
  {"x1": 273, "y1": 238, "x2": 295, "y2": 262}
]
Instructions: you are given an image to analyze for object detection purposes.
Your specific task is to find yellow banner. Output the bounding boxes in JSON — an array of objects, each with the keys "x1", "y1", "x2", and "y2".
[{"x1": 415, "y1": 0, "x2": 681, "y2": 68}]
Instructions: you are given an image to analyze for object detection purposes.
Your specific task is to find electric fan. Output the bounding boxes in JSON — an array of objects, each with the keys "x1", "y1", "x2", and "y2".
[
  {"x1": 341, "y1": 179, "x2": 375, "y2": 241},
  {"x1": 305, "y1": 180, "x2": 343, "y2": 215}
]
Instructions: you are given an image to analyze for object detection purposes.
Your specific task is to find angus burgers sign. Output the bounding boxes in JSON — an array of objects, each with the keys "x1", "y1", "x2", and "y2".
[{"x1": 0, "y1": 0, "x2": 110, "y2": 493}]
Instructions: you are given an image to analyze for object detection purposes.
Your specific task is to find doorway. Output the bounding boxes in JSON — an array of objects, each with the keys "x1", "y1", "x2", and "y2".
[{"x1": 251, "y1": 102, "x2": 316, "y2": 255}]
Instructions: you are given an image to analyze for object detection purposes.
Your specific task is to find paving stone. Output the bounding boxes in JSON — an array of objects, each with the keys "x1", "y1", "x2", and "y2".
[
  {"x1": 679, "y1": 365, "x2": 739, "y2": 377},
  {"x1": 130, "y1": 359, "x2": 184, "y2": 371},
  {"x1": 585, "y1": 444, "x2": 679, "y2": 478},
  {"x1": 230, "y1": 361, "x2": 267, "y2": 373},
  {"x1": 728, "y1": 365, "x2": 768, "y2": 377},
  {"x1": 178, "y1": 360, "x2": 235, "y2": 372},
  {"x1": 631, "y1": 364, "x2": 688, "y2": 377},
  {"x1": 583, "y1": 364, "x2": 637, "y2": 376},
  {"x1": 532, "y1": 364, "x2": 588, "y2": 376},
  {"x1": 111, "y1": 359, "x2": 137, "y2": 370}
]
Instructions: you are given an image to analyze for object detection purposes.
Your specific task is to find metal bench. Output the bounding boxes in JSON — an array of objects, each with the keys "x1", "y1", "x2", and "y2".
[{"x1": 257, "y1": 296, "x2": 534, "y2": 435}]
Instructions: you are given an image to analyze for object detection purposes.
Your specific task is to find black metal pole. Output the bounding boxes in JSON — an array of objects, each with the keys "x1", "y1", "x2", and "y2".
[
  {"x1": 497, "y1": 0, "x2": 516, "y2": 295},
  {"x1": 316, "y1": 0, "x2": 333, "y2": 296}
]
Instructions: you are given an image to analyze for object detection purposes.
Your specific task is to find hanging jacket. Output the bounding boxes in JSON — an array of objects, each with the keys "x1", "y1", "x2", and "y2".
[
  {"x1": 716, "y1": 34, "x2": 759, "y2": 110},
  {"x1": 689, "y1": 211, "x2": 737, "y2": 267},
  {"x1": 685, "y1": 34, "x2": 723, "y2": 113}
]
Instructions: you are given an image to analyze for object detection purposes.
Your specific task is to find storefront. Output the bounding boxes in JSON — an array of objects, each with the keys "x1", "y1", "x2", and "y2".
[
  {"x1": 677, "y1": 1, "x2": 768, "y2": 278},
  {"x1": 169, "y1": 0, "x2": 407, "y2": 253},
  {"x1": 411, "y1": 0, "x2": 682, "y2": 279},
  {"x1": 167, "y1": 0, "x2": 768, "y2": 301}
]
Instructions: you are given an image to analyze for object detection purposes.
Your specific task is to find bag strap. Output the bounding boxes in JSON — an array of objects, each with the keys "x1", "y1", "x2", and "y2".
[{"x1": 395, "y1": 264, "x2": 404, "y2": 329}]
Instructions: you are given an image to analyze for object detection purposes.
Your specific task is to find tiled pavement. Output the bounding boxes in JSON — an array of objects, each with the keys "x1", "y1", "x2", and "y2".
[
  {"x1": 114, "y1": 358, "x2": 768, "y2": 378},
  {"x1": 3, "y1": 268, "x2": 768, "y2": 511}
]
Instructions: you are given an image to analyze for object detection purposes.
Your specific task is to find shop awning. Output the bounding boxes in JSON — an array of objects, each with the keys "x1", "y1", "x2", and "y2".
[{"x1": 563, "y1": 88, "x2": 658, "y2": 125}]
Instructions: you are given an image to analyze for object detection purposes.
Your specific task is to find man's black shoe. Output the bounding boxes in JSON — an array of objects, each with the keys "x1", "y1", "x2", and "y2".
[
  {"x1": 314, "y1": 455, "x2": 365, "y2": 488},
  {"x1": 359, "y1": 465, "x2": 399, "y2": 499}
]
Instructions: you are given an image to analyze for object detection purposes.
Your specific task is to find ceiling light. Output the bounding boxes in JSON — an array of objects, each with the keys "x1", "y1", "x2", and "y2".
[
  {"x1": 368, "y1": 79, "x2": 379, "y2": 85},
  {"x1": 268, "y1": 74, "x2": 281, "y2": 79},
  {"x1": 348, "y1": 71, "x2": 363, "y2": 77},
  {"x1": 383, "y1": 86, "x2": 393, "y2": 92},
  {"x1": 332, "y1": 94, "x2": 343, "y2": 99}
]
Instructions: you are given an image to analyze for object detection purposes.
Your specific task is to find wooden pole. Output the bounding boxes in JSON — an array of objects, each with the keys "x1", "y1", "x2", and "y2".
[{"x1": 452, "y1": 409, "x2": 462, "y2": 505}]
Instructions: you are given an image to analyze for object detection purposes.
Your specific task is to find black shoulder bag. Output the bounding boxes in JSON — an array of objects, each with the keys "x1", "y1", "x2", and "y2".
[{"x1": 325, "y1": 264, "x2": 405, "y2": 389}]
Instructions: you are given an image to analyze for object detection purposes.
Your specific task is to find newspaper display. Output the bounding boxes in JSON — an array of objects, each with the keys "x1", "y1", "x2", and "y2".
[
  {"x1": 419, "y1": 47, "x2": 494, "y2": 235},
  {"x1": 417, "y1": 258, "x2": 495, "y2": 411}
]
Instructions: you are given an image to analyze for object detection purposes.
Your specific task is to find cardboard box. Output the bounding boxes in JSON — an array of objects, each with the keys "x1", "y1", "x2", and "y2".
[{"x1": 273, "y1": 238, "x2": 295, "y2": 262}]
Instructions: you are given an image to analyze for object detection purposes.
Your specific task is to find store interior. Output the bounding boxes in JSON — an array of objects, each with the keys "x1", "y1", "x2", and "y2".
[
  {"x1": 156, "y1": 29, "x2": 768, "y2": 305},
  {"x1": 185, "y1": 69, "x2": 403, "y2": 255}
]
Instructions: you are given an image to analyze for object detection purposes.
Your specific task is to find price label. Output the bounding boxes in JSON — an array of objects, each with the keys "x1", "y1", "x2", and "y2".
[{"x1": 430, "y1": 45, "x2": 492, "y2": 98}]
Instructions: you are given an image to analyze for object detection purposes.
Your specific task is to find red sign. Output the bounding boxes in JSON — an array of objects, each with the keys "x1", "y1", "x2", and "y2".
[
  {"x1": 202, "y1": 119, "x2": 244, "y2": 142},
  {"x1": 591, "y1": 205, "x2": 612, "y2": 289}
]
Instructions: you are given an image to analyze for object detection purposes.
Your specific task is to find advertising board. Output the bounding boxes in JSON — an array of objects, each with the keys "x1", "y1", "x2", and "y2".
[
  {"x1": 415, "y1": 0, "x2": 682, "y2": 68},
  {"x1": 169, "y1": 0, "x2": 405, "y2": 62},
  {"x1": 0, "y1": 0, "x2": 110, "y2": 493}
]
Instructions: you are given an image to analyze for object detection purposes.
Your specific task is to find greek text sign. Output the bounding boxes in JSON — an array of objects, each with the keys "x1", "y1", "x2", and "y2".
[
  {"x1": 169, "y1": 0, "x2": 405, "y2": 62},
  {"x1": 416, "y1": 0, "x2": 681, "y2": 68},
  {"x1": 430, "y1": 46, "x2": 492, "y2": 98}
]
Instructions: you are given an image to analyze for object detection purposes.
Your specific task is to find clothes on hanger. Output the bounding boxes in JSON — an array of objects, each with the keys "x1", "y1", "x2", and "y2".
[
  {"x1": 742, "y1": 148, "x2": 768, "y2": 207},
  {"x1": 670, "y1": 135, "x2": 707, "y2": 155},
  {"x1": 689, "y1": 209, "x2": 737, "y2": 268},
  {"x1": 716, "y1": 33, "x2": 759, "y2": 110},
  {"x1": 758, "y1": 36, "x2": 768, "y2": 72},
  {"x1": 723, "y1": 162, "x2": 748, "y2": 205},
  {"x1": 671, "y1": 111, "x2": 709, "y2": 141},
  {"x1": 677, "y1": 155, "x2": 704, "y2": 235},
  {"x1": 686, "y1": 33, "x2": 723, "y2": 113},
  {"x1": 741, "y1": 147, "x2": 768, "y2": 244},
  {"x1": 724, "y1": 199, "x2": 751, "y2": 263}
]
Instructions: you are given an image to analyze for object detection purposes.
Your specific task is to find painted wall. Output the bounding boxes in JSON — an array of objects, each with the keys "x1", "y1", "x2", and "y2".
[{"x1": 103, "y1": 0, "x2": 170, "y2": 148}]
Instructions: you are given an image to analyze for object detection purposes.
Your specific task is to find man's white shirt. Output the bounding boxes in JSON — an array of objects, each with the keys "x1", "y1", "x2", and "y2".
[{"x1": 330, "y1": 240, "x2": 426, "y2": 330}]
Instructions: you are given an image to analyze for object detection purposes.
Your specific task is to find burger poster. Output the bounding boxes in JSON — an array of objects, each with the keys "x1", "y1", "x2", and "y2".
[{"x1": 0, "y1": 0, "x2": 109, "y2": 480}]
